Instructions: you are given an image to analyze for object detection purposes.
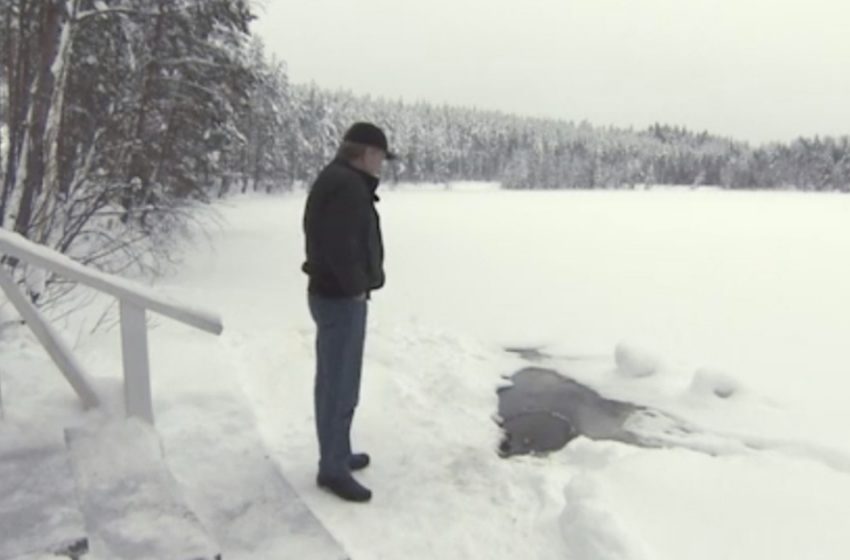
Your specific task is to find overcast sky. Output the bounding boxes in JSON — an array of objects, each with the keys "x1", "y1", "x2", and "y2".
[{"x1": 252, "y1": 0, "x2": 849, "y2": 145}]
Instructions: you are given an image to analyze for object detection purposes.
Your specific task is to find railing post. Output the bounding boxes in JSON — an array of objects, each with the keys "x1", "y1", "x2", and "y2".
[
  {"x1": 0, "y1": 265, "x2": 100, "y2": 408},
  {"x1": 120, "y1": 300, "x2": 154, "y2": 424}
]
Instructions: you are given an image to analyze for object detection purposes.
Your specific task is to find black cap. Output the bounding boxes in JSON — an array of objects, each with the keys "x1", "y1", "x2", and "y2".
[{"x1": 343, "y1": 122, "x2": 397, "y2": 160}]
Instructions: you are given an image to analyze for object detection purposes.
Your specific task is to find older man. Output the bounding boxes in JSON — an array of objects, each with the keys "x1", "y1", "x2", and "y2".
[{"x1": 302, "y1": 122, "x2": 395, "y2": 502}]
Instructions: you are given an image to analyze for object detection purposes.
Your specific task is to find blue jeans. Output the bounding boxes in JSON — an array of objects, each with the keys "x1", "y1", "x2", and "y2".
[{"x1": 308, "y1": 293, "x2": 368, "y2": 477}]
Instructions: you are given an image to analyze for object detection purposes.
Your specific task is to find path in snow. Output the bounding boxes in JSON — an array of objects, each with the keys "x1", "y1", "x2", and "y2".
[{"x1": 144, "y1": 194, "x2": 575, "y2": 559}]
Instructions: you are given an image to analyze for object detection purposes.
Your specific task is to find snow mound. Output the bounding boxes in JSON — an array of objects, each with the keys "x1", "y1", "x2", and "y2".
[
  {"x1": 689, "y1": 369, "x2": 741, "y2": 399},
  {"x1": 560, "y1": 475, "x2": 652, "y2": 560},
  {"x1": 614, "y1": 342, "x2": 662, "y2": 378}
]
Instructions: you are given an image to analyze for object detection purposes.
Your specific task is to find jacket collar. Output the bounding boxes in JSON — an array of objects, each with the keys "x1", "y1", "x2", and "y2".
[{"x1": 334, "y1": 158, "x2": 381, "y2": 194}]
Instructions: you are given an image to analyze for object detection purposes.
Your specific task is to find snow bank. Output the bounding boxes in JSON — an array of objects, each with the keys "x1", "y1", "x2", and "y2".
[
  {"x1": 573, "y1": 444, "x2": 850, "y2": 560},
  {"x1": 561, "y1": 474, "x2": 653, "y2": 560}
]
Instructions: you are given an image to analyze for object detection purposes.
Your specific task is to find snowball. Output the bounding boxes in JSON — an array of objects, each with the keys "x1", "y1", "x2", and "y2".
[
  {"x1": 690, "y1": 368, "x2": 741, "y2": 399},
  {"x1": 614, "y1": 342, "x2": 661, "y2": 378}
]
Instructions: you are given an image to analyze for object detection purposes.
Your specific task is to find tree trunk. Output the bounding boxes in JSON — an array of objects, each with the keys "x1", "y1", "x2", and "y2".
[
  {"x1": 253, "y1": 132, "x2": 264, "y2": 193},
  {"x1": 1, "y1": 0, "x2": 33, "y2": 228},
  {"x1": 122, "y1": 0, "x2": 165, "y2": 224},
  {"x1": 13, "y1": 0, "x2": 63, "y2": 239},
  {"x1": 35, "y1": 0, "x2": 78, "y2": 244},
  {"x1": 218, "y1": 173, "x2": 231, "y2": 198}
]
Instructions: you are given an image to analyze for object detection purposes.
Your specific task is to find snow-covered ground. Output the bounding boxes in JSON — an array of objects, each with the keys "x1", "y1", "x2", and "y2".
[{"x1": 2, "y1": 186, "x2": 850, "y2": 559}]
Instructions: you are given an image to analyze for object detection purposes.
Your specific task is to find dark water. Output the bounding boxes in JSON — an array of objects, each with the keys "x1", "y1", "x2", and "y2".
[
  {"x1": 497, "y1": 366, "x2": 648, "y2": 456},
  {"x1": 497, "y1": 351, "x2": 850, "y2": 472}
]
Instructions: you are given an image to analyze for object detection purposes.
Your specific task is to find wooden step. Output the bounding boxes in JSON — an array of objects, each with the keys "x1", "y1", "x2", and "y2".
[
  {"x1": 65, "y1": 420, "x2": 220, "y2": 560},
  {"x1": 157, "y1": 393, "x2": 349, "y2": 559},
  {"x1": 0, "y1": 436, "x2": 88, "y2": 559}
]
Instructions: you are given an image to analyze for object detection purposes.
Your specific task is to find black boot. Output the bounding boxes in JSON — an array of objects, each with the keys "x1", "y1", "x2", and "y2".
[
  {"x1": 317, "y1": 473, "x2": 372, "y2": 502},
  {"x1": 349, "y1": 453, "x2": 370, "y2": 471}
]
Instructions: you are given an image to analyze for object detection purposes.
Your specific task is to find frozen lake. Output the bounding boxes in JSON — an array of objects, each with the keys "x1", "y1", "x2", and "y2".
[{"x1": 6, "y1": 185, "x2": 850, "y2": 559}]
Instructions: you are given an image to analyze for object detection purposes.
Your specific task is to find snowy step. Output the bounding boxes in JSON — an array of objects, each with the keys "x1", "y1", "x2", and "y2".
[
  {"x1": 65, "y1": 420, "x2": 220, "y2": 560},
  {"x1": 156, "y1": 393, "x2": 349, "y2": 559},
  {"x1": 0, "y1": 438, "x2": 88, "y2": 559}
]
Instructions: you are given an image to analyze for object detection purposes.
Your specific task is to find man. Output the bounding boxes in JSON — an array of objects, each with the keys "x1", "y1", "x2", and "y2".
[{"x1": 302, "y1": 122, "x2": 395, "y2": 502}]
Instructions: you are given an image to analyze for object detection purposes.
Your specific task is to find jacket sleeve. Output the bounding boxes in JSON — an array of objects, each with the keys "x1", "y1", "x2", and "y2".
[{"x1": 322, "y1": 184, "x2": 370, "y2": 296}]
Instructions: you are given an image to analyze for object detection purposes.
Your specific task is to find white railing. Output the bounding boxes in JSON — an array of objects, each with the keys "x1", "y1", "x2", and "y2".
[{"x1": 0, "y1": 228, "x2": 223, "y2": 424}]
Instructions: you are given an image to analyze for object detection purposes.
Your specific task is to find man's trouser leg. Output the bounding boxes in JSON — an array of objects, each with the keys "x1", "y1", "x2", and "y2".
[{"x1": 309, "y1": 294, "x2": 367, "y2": 478}]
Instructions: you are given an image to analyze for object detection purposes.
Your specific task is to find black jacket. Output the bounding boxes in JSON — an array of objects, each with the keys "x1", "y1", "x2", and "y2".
[{"x1": 302, "y1": 158, "x2": 385, "y2": 298}]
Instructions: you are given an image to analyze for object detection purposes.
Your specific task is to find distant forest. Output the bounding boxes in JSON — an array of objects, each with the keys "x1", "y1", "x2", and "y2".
[{"x1": 303, "y1": 91, "x2": 850, "y2": 192}]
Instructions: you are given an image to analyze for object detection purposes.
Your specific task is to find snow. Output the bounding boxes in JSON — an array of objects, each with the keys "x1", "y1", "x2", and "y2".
[
  {"x1": 0, "y1": 431, "x2": 86, "y2": 559},
  {"x1": 387, "y1": 180, "x2": 502, "y2": 192},
  {"x1": 560, "y1": 471, "x2": 652, "y2": 560},
  {"x1": 23, "y1": 266, "x2": 47, "y2": 301},
  {"x1": 3, "y1": 187, "x2": 850, "y2": 558},
  {"x1": 559, "y1": 440, "x2": 850, "y2": 560}
]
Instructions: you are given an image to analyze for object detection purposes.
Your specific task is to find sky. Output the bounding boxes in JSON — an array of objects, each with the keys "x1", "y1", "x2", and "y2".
[{"x1": 251, "y1": 0, "x2": 850, "y2": 145}]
